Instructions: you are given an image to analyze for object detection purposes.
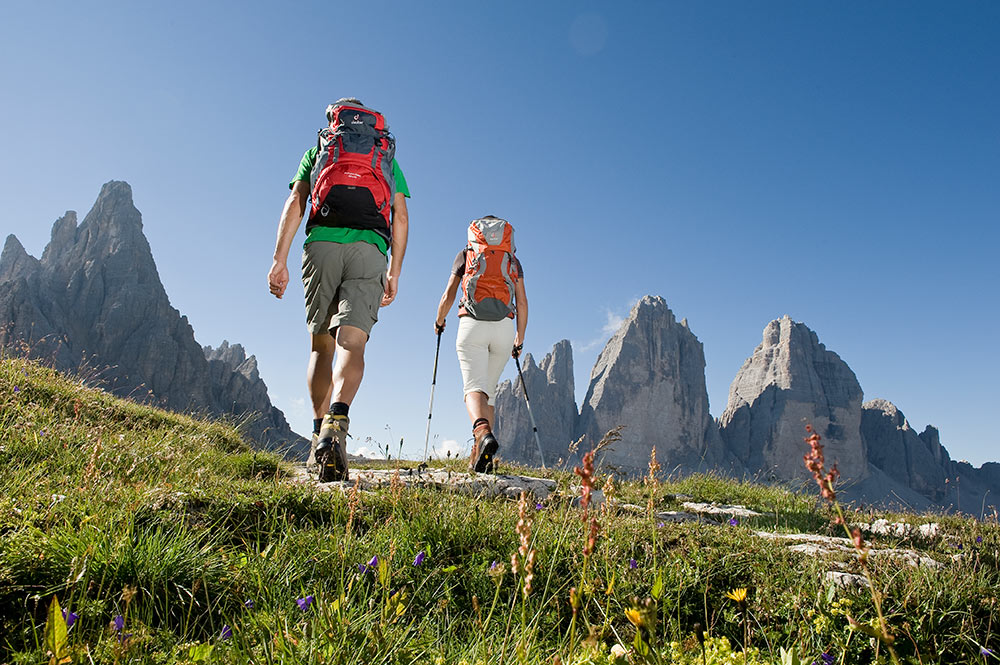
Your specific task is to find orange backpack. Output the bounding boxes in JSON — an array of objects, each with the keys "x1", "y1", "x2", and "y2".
[{"x1": 460, "y1": 216, "x2": 518, "y2": 321}]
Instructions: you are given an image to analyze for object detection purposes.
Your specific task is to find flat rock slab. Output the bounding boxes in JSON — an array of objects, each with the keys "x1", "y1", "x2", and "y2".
[
  {"x1": 757, "y1": 531, "x2": 943, "y2": 569},
  {"x1": 289, "y1": 466, "x2": 557, "y2": 501},
  {"x1": 656, "y1": 510, "x2": 716, "y2": 525},
  {"x1": 853, "y1": 519, "x2": 940, "y2": 539},
  {"x1": 682, "y1": 502, "x2": 763, "y2": 518},
  {"x1": 609, "y1": 503, "x2": 723, "y2": 524}
]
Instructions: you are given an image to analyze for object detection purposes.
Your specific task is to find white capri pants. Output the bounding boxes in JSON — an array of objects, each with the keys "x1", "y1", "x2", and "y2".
[{"x1": 455, "y1": 316, "x2": 515, "y2": 406}]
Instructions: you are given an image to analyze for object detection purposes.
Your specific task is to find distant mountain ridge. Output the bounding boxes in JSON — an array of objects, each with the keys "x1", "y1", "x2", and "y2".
[
  {"x1": 0, "y1": 181, "x2": 305, "y2": 456},
  {"x1": 495, "y1": 297, "x2": 998, "y2": 513}
]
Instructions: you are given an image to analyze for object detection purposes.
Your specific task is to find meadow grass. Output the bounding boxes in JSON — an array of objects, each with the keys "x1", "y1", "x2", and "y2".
[{"x1": 0, "y1": 354, "x2": 997, "y2": 664}]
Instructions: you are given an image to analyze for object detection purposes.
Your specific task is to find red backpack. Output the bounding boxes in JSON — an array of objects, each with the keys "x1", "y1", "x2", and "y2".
[
  {"x1": 460, "y1": 216, "x2": 519, "y2": 321},
  {"x1": 307, "y1": 102, "x2": 396, "y2": 243}
]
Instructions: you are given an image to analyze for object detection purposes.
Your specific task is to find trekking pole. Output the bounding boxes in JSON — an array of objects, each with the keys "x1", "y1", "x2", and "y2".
[
  {"x1": 422, "y1": 326, "x2": 444, "y2": 462},
  {"x1": 513, "y1": 351, "x2": 546, "y2": 469}
]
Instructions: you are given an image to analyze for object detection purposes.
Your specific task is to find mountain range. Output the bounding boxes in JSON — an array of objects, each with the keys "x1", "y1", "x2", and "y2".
[{"x1": 496, "y1": 296, "x2": 999, "y2": 513}]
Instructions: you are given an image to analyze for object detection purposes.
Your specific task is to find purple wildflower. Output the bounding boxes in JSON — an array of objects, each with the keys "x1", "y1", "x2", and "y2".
[
  {"x1": 111, "y1": 615, "x2": 130, "y2": 643},
  {"x1": 981, "y1": 646, "x2": 993, "y2": 656},
  {"x1": 358, "y1": 562, "x2": 369, "y2": 573},
  {"x1": 728, "y1": 517, "x2": 739, "y2": 527},
  {"x1": 958, "y1": 543, "x2": 964, "y2": 550},
  {"x1": 368, "y1": 555, "x2": 379, "y2": 569},
  {"x1": 13, "y1": 386, "x2": 19, "y2": 393},
  {"x1": 535, "y1": 502, "x2": 544, "y2": 510},
  {"x1": 220, "y1": 625, "x2": 232, "y2": 640},
  {"x1": 820, "y1": 653, "x2": 835, "y2": 665},
  {"x1": 296, "y1": 595, "x2": 314, "y2": 611},
  {"x1": 244, "y1": 599, "x2": 254, "y2": 609},
  {"x1": 629, "y1": 558, "x2": 638, "y2": 570},
  {"x1": 62, "y1": 609, "x2": 78, "y2": 629},
  {"x1": 489, "y1": 560, "x2": 498, "y2": 571},
  {"x1": 413, "y1": 550, "x2": 426, "y2": 567},
  {"x1": 977, "y1": 536, "x2": 983, "y2": 544},
  {"x1": 657, "y1": 522, "x2": 665, "y2": 528}
]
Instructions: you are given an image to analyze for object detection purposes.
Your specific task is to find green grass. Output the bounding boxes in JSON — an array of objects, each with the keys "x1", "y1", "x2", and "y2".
[{"x1": 0, "y1": 353, "x2": 997, "y2": 664}]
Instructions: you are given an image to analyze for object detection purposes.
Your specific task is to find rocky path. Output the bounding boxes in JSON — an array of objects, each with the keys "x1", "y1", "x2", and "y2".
[{"x1": 289, "y1": 465, "x2": 558, "y2": 501}]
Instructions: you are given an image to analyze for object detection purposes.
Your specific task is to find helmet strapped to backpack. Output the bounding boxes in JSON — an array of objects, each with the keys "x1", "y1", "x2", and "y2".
[
  {"x1": 307, "y1": 101, "x2": 396, "y2": 243},
  {"x1": 460, "y1": 216, "x2": 518, "y2": 321}
]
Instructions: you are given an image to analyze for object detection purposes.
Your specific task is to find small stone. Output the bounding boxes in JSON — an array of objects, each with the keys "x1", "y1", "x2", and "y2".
[{"x1": 824, "y1": 571, "x2": 870, "y2": 589}]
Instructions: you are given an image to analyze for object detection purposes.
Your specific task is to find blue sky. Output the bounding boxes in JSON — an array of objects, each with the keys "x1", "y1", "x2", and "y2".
[{"x1": 2, "y1": 1, "x2": 997, "y2": 465}]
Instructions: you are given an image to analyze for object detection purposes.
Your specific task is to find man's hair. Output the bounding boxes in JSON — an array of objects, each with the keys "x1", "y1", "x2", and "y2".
[{"x1": 326, "y1": 98, "x2": 364, "y2": 123}]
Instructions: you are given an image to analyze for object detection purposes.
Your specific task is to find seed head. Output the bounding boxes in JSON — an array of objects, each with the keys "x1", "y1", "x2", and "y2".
[
  {"x1": 803, "y1": 426, "x2": 839, "y2": 502},
  {"x1": 574, "y1": 450, "x2": 596, "y2": 521}
]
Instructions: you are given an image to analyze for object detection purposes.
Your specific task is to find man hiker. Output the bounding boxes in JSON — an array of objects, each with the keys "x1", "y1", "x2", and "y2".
[
  {"x1": 434, "y1": 216, "x2": 527, "y2": 473},
  {"x1": 268, "y1": 98, "x2": 410, "y2": 482}
]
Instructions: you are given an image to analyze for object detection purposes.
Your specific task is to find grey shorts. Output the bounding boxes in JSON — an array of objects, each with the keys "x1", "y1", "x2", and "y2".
[{"x1": 302, "y1": 241, "x2": 387, "y2": 336}]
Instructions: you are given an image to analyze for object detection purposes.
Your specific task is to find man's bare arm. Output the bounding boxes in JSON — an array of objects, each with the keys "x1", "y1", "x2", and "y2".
[
  {"x1": 268, "y1": 181, "x2": 309, "y2": 299},
  {"x1": 381, "y1": 192, "x2": 408, "y2": 306}
]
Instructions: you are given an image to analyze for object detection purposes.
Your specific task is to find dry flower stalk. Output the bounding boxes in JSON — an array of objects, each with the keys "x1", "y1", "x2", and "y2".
[
  {"x1": 574, "y1": 450, "x2": 596, "y2": 522},
  {"x1": 803, "y1": 425, "x2": 839, "y2": 502},
  {"x1": 346, "y1": 476, "x2": 361, "y2": 534},
  {"x1": 646, "y1": 446, "x2": 661, "y2": 515},
  {"x1": 512, "y1": 491, "x2": 536, "y2": 598}
]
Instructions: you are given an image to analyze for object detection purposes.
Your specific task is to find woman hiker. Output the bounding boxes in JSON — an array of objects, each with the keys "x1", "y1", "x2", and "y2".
[{"x1": 434, "y1": 216, "x2": 528, "y2": 473}]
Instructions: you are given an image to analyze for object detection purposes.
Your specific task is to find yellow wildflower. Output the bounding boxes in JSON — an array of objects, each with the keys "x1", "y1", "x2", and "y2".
[{"x1": 724, "y1": 587, "x2": 748, "y2": 603}]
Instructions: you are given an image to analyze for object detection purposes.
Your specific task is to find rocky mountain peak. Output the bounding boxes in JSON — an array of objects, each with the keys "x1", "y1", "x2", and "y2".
[
  {"x1": 861, "y1": 398, "x2": 947, "y2": 503},
  {"x1": 719, "y1": 316, "x2": 868, "y2": 482},
  {"x1": 87, "y1": 181, "x2": 139, "y2": 228},
  {"x1": 205, "y1": 341, "x2": 260, "y2": 383},
  {"x1": 540, "y1": 339, "x2": 573, "y2": 391},
  {"x1": 864, "y1": 398, "x2": 907, "y2": 428},
  {"x1": 627, "y1": 295, "x2": 673, "y2": 327},
  {"x1": 1, "y1": 182, "x2": 303, "y2": 456},
  {"x1": 39, "y1": 211, "x2": 78, "y2": 266},
  {"x1": 1, "y1": 234, "x2": 40, "y2": 284},
  {"x1": 495, "y1": 340, "x2": 578, "y2": 467},
  {"x1": 205, "y1": 340, "x2": 248, "y2": 367},
  {"x1": 576, "y1": 296, "x2": 729, "y2": 475}
]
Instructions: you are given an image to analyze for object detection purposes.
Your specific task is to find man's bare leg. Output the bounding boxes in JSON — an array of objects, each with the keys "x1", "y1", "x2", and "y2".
[
  {"x1": 308, "y1": 333, "x2": 336, "y2": 419},
  {"x1": 313, "y1": 325, "x2": 368, "y2": 482},
  {"x1": 331, "y1": 325, "x2": 368, "y2": 405},
  {"x1": 308, "y1": 325, "x2": 370, "y2": 415},
  {"x1": 306, "y1": 333, "x2": 335, "y2": 470}
]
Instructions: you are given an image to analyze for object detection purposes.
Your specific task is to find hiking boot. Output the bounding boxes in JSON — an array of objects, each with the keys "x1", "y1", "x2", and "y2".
[
  {"x1": 470, "y1": 429, "x2": 499, "y2": 474},
  {"x1": 316, "y1": 414, "x2": 349, "y2": 482}
]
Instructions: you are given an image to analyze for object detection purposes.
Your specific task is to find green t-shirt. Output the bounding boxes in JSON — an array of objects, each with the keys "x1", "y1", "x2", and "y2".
[{"x1": 291, "y1": 146, "x2": 411, "y2": 255}]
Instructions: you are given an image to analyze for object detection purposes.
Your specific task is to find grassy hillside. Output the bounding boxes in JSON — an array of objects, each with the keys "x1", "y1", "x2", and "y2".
[{"x1": 0, "y1": 354, "x2": 997, "y2": 664}]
